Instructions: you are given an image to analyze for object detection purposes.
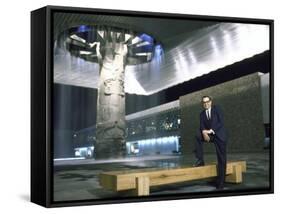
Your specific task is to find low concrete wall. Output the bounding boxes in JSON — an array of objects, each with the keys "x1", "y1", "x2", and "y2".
[{"x1": 180, "y1": 72, "x2": 265, "y2": 155}]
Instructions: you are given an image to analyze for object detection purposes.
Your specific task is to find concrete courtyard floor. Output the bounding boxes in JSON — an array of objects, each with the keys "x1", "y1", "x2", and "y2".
[{"x1": 53, "y1": 151, "x2": 270, "y2": 202}]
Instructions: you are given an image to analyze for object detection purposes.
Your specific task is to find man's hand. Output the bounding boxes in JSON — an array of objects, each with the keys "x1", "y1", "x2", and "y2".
[
  {"x1": 202, "y1": 129, "x2": 214, "y2": 135},
  {"x1": 203, "y1": 133, "x2": 210, "y2": 142},
  {"x1": 202, "y1": 130, "x2": 211, "y2": 142}
]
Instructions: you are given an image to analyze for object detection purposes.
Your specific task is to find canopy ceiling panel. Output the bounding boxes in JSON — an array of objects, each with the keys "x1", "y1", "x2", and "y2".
[{"x1": 54, "y1": 13, "x2": 269, "y2": 95}]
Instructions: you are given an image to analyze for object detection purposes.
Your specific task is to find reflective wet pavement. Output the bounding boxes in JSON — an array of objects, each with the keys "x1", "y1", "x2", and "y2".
[{"x1": 53, "y1": 151, "x2": 270, "y2": 202}]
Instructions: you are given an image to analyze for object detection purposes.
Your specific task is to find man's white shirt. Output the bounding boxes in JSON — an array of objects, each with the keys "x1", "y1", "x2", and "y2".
[
  {"x1": 206, "y1": 108, "x2": 211, "y2": 120},
  {"x1": 205, "y1": 107, "x2": 215, "y2": 134}
]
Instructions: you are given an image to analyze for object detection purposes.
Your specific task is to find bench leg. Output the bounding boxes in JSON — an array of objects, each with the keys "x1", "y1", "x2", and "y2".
[
  {"x1": 135, "y1": 176, "x2": 150, "y2": 196},
  {"x1": 225, "y1": 165, "x2": 242, "y2": 183}
]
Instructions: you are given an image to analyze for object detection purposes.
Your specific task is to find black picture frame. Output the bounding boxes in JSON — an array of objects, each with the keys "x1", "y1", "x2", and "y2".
[{"x1": 31, "y1": 5, "x2": 274, "y2": 208}]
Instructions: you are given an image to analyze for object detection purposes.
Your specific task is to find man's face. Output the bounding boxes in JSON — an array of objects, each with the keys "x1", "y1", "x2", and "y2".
[{"x1": 202, "y1": 97, "x2": 212, "y2": 110}]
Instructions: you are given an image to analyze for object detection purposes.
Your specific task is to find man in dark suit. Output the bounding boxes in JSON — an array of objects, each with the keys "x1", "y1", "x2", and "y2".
[{"x1": 193, "y1": 95, "x2": 227, "y2": 190}]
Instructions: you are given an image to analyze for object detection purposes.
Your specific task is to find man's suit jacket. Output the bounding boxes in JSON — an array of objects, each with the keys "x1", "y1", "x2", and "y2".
[{"x1": 199, "y1": 105, "x2": 227, "y2": 143}]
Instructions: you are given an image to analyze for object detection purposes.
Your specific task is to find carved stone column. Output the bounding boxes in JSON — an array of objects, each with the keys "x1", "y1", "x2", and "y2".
[
  {"x1": 95, "y1": 42, "x2": 127, "y2": 159},
  {"x1": 60, "y1": 25, "x2": 160, "y2": 159}
]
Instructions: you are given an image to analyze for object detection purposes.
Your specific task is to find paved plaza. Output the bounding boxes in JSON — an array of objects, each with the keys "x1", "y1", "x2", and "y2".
[{"x1": 53, "y1": 151, "x2": 270, "y2": 202}]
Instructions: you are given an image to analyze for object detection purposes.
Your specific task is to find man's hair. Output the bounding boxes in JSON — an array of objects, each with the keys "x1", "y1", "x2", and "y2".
[{"x1": 202, "y1": 95, "x2": 212, "y2": 101}]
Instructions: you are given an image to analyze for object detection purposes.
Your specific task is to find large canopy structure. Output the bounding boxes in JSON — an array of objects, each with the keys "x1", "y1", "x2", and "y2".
[{"x1": 54, "y1": 12, "x2": 269, "y2": 95}]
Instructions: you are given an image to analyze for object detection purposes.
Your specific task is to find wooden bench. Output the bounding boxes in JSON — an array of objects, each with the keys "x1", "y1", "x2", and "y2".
[{"x1": 99, "y1": 161, "x2": 246, "y2": 196}]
